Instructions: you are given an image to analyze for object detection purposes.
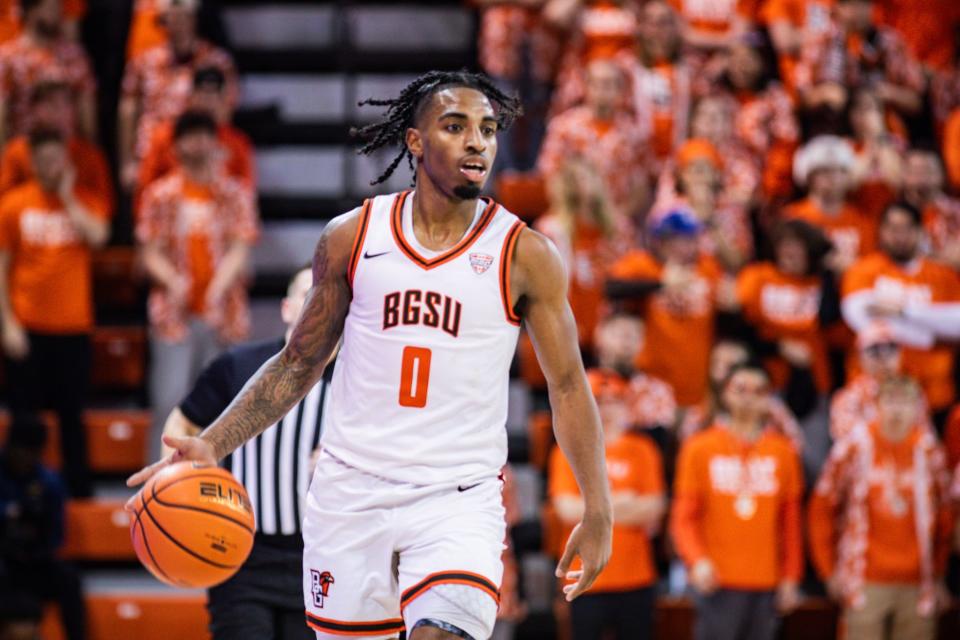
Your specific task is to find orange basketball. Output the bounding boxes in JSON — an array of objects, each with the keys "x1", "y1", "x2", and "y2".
[{"x1": 130, "y1": 461, "x2": 255, "y2": 588}]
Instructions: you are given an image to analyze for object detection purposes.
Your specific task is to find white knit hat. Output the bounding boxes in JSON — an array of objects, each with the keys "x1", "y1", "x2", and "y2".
[{"x1": 792, "y1": 135, "x2": 855, "y2": 187}]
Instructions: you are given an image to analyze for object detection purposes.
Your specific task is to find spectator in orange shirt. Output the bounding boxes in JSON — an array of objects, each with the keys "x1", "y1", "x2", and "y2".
[
  {"x1": 761, "y1": 0, "x2": 834, "y2": 94},
  {"x1": 795, "y1": 0, "x2": 925, "y2": 121},
  {"x1": 808, "y1": 376, "x2": 953, "y2": 640},
  {"x1": 841, "y1": 203, "x2": 960, "y2": 419},
  {"x1": 136, "y1": 66, "x2": 255, "y2": 213},
  {"x1": 619, "y1": 0, "x2": 690, "y2": 170},
  {"x1": 832, "y1": 322, "x2": 903, "y2": 440},
  {"x1": 536, "y1": 156, "x2": 622, "y2": 349},
  {"x1": 538, "y1": 58, "x2": 650, "y2": 225},
  {"x1": 119, "y1": 0, "x2": 237, "y2": 190},
  {"x1": 703, "y1": 30, "x2": 799, "y2": 200},
  {"x1": 0, "y1": 127, "x2": 111, "y2": 498},
  {"x1": 671, "y1": 363, "x2": 804, "y2": 640},
  {"x1": 847, "y1": 87, "x2": 904, "y2": 221},
  {"x1": 669, "y1": 0, "x2": 749, "y2": 72},
  {"x1": 651, "y1": 138, "x2": 753, "y2": 272},
  {"x1": 607, "y1": 209, "x2": 722, "y2": 408},
  {"x1": 0, "y1": 81, "x2": 113, "y2": 213},
  {"x1": 592, "y1": 312, "x2": 678, "y2": 432},
  {"x1": 0, "y1": 0, "x2": 96, "y2": 145},
  {"x1": 785, "y1": 135, "x2": 875, "y2": 274},
  {"x1": 550, "y1": 370, "x2": 665, "y2": 640},
  {"x1": 136, "y1": 111, "x2": 259, "y2": 458},
  {"x1": 875, "y1": 0, "x2": 960, "y2": 73},
  {"x1": 900, "y1": 149, "x2": 960, "y2": 272},
  {"x1": 735, "y1": 219, "x2": 833, "y2": 407},
  {"x1": 0, "y1": 0, "x2": 85, "y2": 44}
]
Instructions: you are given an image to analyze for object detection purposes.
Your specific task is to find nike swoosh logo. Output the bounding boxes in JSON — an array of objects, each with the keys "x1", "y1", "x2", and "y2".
[
  {"x1": 457, "y1": 483, "x2": 481, "y2": 492},
  {"x1": 363, "y1": 250, "x2": 390, "y2": 259}
]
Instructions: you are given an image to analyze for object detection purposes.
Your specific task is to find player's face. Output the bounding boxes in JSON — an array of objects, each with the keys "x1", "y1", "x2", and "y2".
[
  {"x1": 31, "y1": 141, "x2": 67, "y2": 189},
  {"x1": 722, "y1": 370, "x2": 770, "y2": 422},
  {"x1": 408, "y1": 87, "x2": 498, "y2": 201},
  {"x1": 281, "y1": 268, "x2": 313, "y2": 328},
  {"x1": 879, "y1": 207, "x2": 920, "y2": 263}
]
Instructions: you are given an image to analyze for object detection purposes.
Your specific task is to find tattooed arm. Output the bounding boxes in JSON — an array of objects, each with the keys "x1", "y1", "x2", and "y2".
[{"x1": 126, "y1": 210, "x2": 359, "y2": 491}]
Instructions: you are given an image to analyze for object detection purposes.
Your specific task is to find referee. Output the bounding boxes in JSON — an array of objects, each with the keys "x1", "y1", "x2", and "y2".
[{"x1": 159, "y1": 265, "x2": 330, "y2": 640}]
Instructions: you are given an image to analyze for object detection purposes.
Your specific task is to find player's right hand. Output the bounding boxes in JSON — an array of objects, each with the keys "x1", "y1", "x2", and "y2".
[
  {"x1": 555, "y1": 511, "x2": 612, "y2": 601},
  {"x1": 124, "y1": 435, "x2": 217, "y2": 511}
]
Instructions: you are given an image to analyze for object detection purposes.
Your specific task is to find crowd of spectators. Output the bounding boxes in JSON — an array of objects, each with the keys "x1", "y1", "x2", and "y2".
[{"x1": 479, "y1": 0, "x2": 960, "y2": 638}]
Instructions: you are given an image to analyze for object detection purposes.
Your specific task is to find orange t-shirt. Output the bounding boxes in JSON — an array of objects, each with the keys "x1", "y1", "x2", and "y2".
[
  {"x1": 549, "y1": 433, "x2": 664, "y2": 592},
  {"x1": 842, "y1": 254, "x2": 960, "y2": 410},
  {"x1": 783, "y1": 197, "x2": 876, "y2": 266},
  {"x1": 0, "y1": 136, "x2": 115, "y2": 214},
  {"x1": 608, "y1": 251, "x2": 720, "y2": 406},
  {"x1": 178, "y1": 178, "x2": 217, "y2": 315},
  {"x1": 876, "y1": 0, "x2": 960, "y2": 71},
  {"x1": 736, "y1": 262, "x2": 831, "y2": 392},
  {"x1": 0, "y1": 181, "x2": 109, "y2": 333},
  {"x1": 126, "y1": 0, "x2": 166, "y2": 60},
  {"x1": 760, "y1": 0, "x2": 834, "y2": 92},
  {"x1": 671, "y1": 424, "x2": 804, "y2": 590},
  {"x1": 135, "y1": 121, "x2": 256, "y2": 213},
  {"x1": 944, "y1": 109, "x2": 960, "y2": 193}
]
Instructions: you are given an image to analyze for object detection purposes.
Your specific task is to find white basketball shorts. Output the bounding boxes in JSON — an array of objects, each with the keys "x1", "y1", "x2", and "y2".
[{"x1": 302, "y1": 450, "x2": 506, "y2": 639}]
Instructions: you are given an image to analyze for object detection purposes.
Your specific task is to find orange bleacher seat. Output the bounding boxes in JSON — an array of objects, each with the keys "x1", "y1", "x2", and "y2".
[
  {"x1": 40, "y1": 594, "x2": 211, "y2": 640},
  {"x1": 85, "y1": 409, "x2": 149, "y2": 472},
  {"x1": 91, "y1": 327, "x2": 147, "y2": 391},
  {"x1": 495, "y1": 171, "x2": 548, "y2": 222},
  {"x1": 62, "y1": 499, "x2": 136, "y2": 561},
  {"x1": 93, "y1": 247, "x2": 143, "y2": 312}
]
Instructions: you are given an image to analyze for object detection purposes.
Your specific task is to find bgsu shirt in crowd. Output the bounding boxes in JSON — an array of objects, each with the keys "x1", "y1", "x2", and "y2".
[
  {"x1": 549, "y1": 433, "x2": 664, "y2": 592},
  {"x1": 0, "y1": 181, "x2": 110, "y2": 333}
]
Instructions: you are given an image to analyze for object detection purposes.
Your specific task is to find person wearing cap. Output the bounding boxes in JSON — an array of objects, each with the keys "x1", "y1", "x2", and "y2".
[
  {"x1": 607, "y1": 208, "x2": 723, "y2": 409},
  {"x1": 652, "y1": 137, "x2": 752, "y2": 272},
  {"x1": 549, "y1": 370, "x2": 665, "y2": 639},
  {"x1": 119, "y1": 0, "x2": 237, "y2": 190},
  {"x1": 808, "y1": 375, "x2": 953, "y2": 640},
  {"x1": 830, "y1": 321, "x2": 933, "y2": 443},
  {"x1": 0, "y1": 0, "x2": 97, "y2": 145},
  {"x1": 785, "y1": 135, "x2": 875, "y2": 275},
  {"x1": 135, "y1": 65, "x2": 256, "y2": 213},
  {"x1": 538, "y1": 57, "x2": 649, "y2": 226},
  {"x1": 0, "y1": 414, "x2": 85, "y2": 640},
  {"x1": 0, "y1": 80, "x2": 114, "y2": 213},
  {"x1": 842, "y1": 202, "x2": 960, "y2": 424},
  {"x1": 794, "y1": 0, "x2": 924, "y2": 119},
  {"x1": 671, "y1": 362, "x2": 804, "y2": 640}
]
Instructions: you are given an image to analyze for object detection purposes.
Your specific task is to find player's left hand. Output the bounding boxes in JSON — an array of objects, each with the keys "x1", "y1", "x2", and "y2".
[{"x1": 555, "y1": 511, "x2": 612, "y2": 601}]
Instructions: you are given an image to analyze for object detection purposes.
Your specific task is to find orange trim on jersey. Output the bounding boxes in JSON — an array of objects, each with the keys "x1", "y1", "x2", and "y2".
[
  {"x1": 305, "y1": 612, "x2": 405, "y2": 636},
  {"x1": 390, "y1": 190, "x2": 500, "y2": 270},
  {"x1": 499, "y1": 221, "x2": 525, "y2": 326},
  {"x1": 346, "y1": 199, "x2": 373, "y2": 288},
  {"x1": 400, "y1": 570, "x2": 501, "y2": 612}
]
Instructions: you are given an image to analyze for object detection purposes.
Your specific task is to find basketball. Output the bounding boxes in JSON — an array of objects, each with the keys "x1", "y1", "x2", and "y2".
[{"x1": 129, "y1": 461, "x2": 256, "y2": 588}]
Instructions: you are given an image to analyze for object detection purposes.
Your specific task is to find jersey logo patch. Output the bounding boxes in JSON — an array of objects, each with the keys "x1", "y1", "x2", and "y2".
[
  {"x1": 469, "y1": 253, "x2": 493, "y2": 274},
  {"x1": 311, "y1": 569, "x2": 335, "y2": 608}
]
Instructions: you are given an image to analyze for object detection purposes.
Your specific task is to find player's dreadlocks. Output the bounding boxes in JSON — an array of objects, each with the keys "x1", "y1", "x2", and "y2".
[{"x1": 351, "y1": 70, "x2": 523, "y2": 185}]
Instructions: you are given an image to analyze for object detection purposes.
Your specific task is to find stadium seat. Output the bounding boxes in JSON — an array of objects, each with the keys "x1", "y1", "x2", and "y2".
[
  {"x1": 494, "y1": 171, "x2": 548, "y2": 222},
  {"x1": 85, "y1": 409, "x2": 150, "y2": 472},
  {"x1": 62, "y1": 499, "x2": 136, "y2": 561},
  {"x1": 91, "y1": 327, "x2": 147, "y2": 391},
  {"x1": 39, "y1": 594, "x2": 211, "y2": 640},
  {"x1": 92, "y1": 247, "x2": 143, "y2": 312}
]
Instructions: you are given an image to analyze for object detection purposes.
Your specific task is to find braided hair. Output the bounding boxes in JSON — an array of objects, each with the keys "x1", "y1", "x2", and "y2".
[{"x1": 351, "y1": 70, "x2": 523, "y2": 185}]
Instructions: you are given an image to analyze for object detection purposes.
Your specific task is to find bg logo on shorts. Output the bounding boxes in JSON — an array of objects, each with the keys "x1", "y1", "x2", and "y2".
[{"x1": 310, "y1": 569, "x2": 335, "y2": 608}]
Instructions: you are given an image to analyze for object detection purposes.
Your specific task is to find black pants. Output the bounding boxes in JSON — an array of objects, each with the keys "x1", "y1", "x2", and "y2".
[
  {"x1": 5, "y1": 333, "x2": 92, "y2": 497},
  {"x1": 570, "y1": 586, "x2": 656, "y2": 640},
  {"x1": 1, "y1": 558, "x2": 86, "y2": 640},
  {"x1": 694, "y1": 588, "x2": 779, "y2": 640},
  {"x1": 207, "y1": 536, "x2": 313, "y2": 640}
]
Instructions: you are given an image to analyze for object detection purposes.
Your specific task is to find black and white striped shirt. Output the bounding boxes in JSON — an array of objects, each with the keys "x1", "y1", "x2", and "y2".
[{"x1": 180, "y1": 338, "x2": 332, "y2": 536}]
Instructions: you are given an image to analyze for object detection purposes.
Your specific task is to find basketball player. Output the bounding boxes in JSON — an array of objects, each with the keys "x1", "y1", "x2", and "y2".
[
  {"x1": 128, "y1": 70, "x2": 613, "y2": 640},
  {"x1": 159, "y1": 265, "x2": 324, "y2": 640}
]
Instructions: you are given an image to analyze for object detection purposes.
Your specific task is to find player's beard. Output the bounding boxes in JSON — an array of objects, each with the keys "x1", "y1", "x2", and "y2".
[{"x1": 453, "y1": 184, "x2": 482, "y2": 200}]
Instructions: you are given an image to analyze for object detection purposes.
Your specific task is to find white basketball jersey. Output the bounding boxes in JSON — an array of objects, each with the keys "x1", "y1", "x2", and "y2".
[{"x1": 322, "y1": 190, "x2": 525, "y2": 485}]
